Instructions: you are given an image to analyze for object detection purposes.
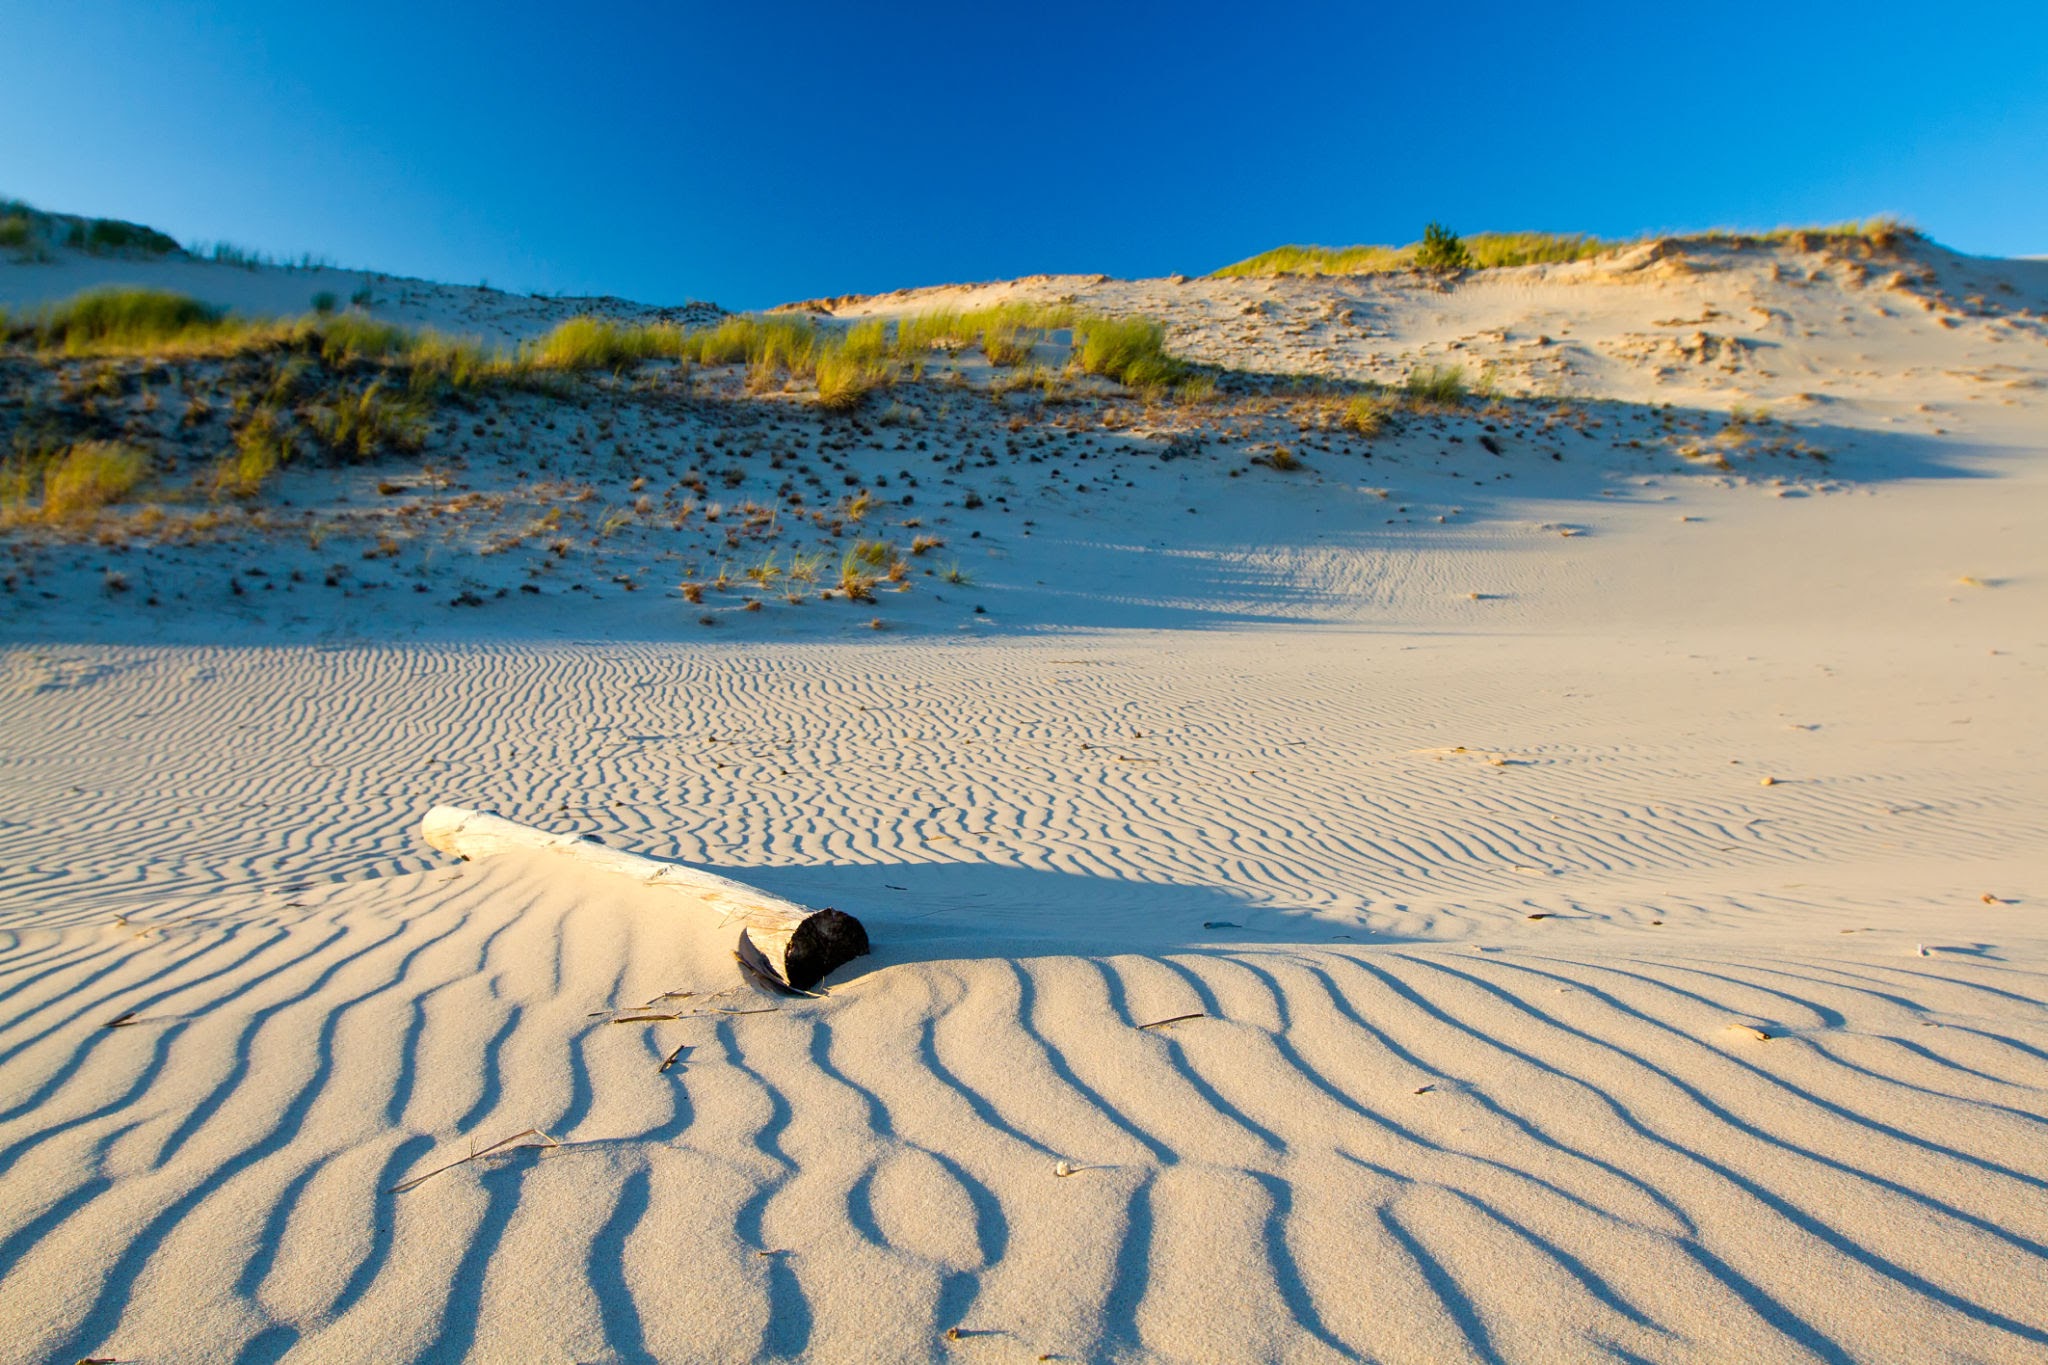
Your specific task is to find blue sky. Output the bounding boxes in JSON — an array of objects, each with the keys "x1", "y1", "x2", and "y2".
[{"x1": 4, "y1": 1, "x2": 2044, "y2": 308}]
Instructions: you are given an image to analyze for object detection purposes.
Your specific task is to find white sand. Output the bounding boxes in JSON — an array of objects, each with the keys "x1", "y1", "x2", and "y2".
[{"x1": 2, "y1": 236, "x2": 2045, "y2": 1362}]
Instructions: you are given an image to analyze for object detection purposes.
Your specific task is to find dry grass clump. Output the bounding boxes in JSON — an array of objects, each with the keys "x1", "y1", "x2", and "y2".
[
  {"x1": 1341, "y1": 393, "x2": 1394, "y2": 435},
  {"x1": 17, "y1": 441, "x2": 153, "y2": 523},
  {"x1": 838, "y1": 547, "x2": 879, "y2": 601}
]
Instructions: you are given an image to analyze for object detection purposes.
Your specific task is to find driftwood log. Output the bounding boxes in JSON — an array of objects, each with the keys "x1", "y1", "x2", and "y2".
[{"x1": 419, "y1": 805, "x2": 869, "y2": 991}]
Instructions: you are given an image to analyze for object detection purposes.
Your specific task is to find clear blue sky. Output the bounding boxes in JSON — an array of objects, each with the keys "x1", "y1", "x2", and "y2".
[{"x1": 5, "y1": 1, "x2": 2044, "y2": 308}]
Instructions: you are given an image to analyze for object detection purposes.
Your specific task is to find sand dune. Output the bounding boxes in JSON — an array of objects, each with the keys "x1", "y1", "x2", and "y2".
[{"x1": 3, "y1": 231, "x2": 2046, "y2": 1361}]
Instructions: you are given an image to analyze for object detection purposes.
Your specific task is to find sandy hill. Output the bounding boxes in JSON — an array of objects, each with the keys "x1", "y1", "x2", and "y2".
[{"x1": 1, "y1": 216, "x2": 2045, "y2": 1363}]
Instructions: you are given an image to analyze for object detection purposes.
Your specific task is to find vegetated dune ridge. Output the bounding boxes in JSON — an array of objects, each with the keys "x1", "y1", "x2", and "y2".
[{"x1": 0, "y1": 229, "x2": 2045, "y2": 1363}]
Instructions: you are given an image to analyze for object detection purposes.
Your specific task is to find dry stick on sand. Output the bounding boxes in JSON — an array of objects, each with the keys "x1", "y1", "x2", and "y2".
[
  {"x1": 391, "y1": 1128, "x2": 563, "y2": 1194},
  {"x1": 1137, "y1": 1012, "x2": 1207, "y2": 1031},
  {"x1": 419, "y1": 804, "x2": 869, "y2": 991}
]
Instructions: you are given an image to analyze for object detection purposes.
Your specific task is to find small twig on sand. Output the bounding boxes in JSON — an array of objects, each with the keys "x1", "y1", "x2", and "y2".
[
  {"x1": 1137, "y1": 1012, "x2": 1206, "y2": 1031},
  {"x1": 102, "y1": 1010, "x2": 138, "y2": 1029},
  {"x1": 392, "y1": 1128, "x2": 562, "y2": 1194},
  {"x1": 659, "y1": 1042, "x2": 692, "y2": 1074}
]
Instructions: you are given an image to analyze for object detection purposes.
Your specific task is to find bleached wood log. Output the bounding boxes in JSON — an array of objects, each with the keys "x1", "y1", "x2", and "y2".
[{"x1": 420, "y1": 805, "x2": 869, "y2": 991}]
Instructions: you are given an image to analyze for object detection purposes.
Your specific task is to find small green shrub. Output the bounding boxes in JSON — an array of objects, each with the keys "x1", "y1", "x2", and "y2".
[
  {"x1": 312, "y1": 290, "x2": 338, "y2": 314},
  {"x1": 64, "y1": 217, "x2": 180, "y2": 255},
  {"x1": 1415, "y1": 223, "x2": 1473, "y2": 272},
  {"x1": 41, "y1": 441, "x2": 150, "y2": 521}
]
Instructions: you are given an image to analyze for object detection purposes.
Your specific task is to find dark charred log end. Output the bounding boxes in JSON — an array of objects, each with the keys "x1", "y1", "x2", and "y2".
[{"x1": 784, "y1": 908, "x2": 870, "y2": 990}]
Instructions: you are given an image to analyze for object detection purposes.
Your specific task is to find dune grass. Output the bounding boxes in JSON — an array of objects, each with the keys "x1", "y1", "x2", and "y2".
[
  {"x1": 215, "y1": 409, "x2": 295, "y2": 496},
  {"x1": 1218, "y1": 215, "x2": 1920, "y2": 278},
  {"x1": 23, "y1": 288, "x2": 231, "y2": 352},
  {"x1": 35, "y1": 441, "x2": 152, "y2": 523},
  {"x1": 1713, "y1": 216, "x2": 1920, "y2": 253},
  {"x1": 1404, "y1": 364, "x2": 1469, "y2": 406},
  {"x1": 892, "y1": 303, "x2": 1075, "y2": 363},
  {"x1": 67, "y1": 217, "x2": 180, "y2": 255},
  {"x1": 313, "y1": 311, "x2": 418, "y2": 365},
  {"x1": 0, "y1": 200, "x2": 181, "y2": 258},
  {"x1": 1216, "y1": 230, "x2": 1608, "y2": 278},
  {"x1": 815, "y1": 345, "x2": 889, "y2": 410},
  {"x1": 527, "y1": 317, "x2": 684, "y2": 371},
  {"x1": 4, "y1": 290, "x2": 1191, "y2": 412},
  {"x1": 306, "y1": 381, "x2": 427, "y2": 461},
  {"x1": 1072, "y1": 317, "x2": 1184, "y2": 390},
  {"x1": 1341, "y1": 393, "x2": 1393, "y2": 436}
]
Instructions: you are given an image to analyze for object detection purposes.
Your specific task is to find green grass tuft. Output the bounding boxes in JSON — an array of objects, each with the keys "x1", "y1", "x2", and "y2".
[
  {"x1": 815, "y1": 343, "x2": 888, "y2": 411},
  {"x1": 306, "y1": 381, "x2": 427, "y2": 461},
  {"x1": 527, "y1": 317, "x2": 684, "y2": 371},
  {"x1": 31, "y1": 288, "x2": 226, "y2": 352},
  {"x1": 1072, "y1": 317, "x2": 1184, "y2": 390},
  {"x1": 1215, "y1": 230, "x2": 1608, "y2": 277},
  {"x1": 1404, "y1": 364, "x2": 1468, "y2": 406},
  {"x1": 217, "y1": 409, "x2": 295, "y2": 496}
]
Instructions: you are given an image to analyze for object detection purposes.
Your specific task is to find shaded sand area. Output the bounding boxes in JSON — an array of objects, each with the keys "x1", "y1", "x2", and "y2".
[{"x1": 3, "y1": 231, "x2": 2047, "y2": 1361}]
